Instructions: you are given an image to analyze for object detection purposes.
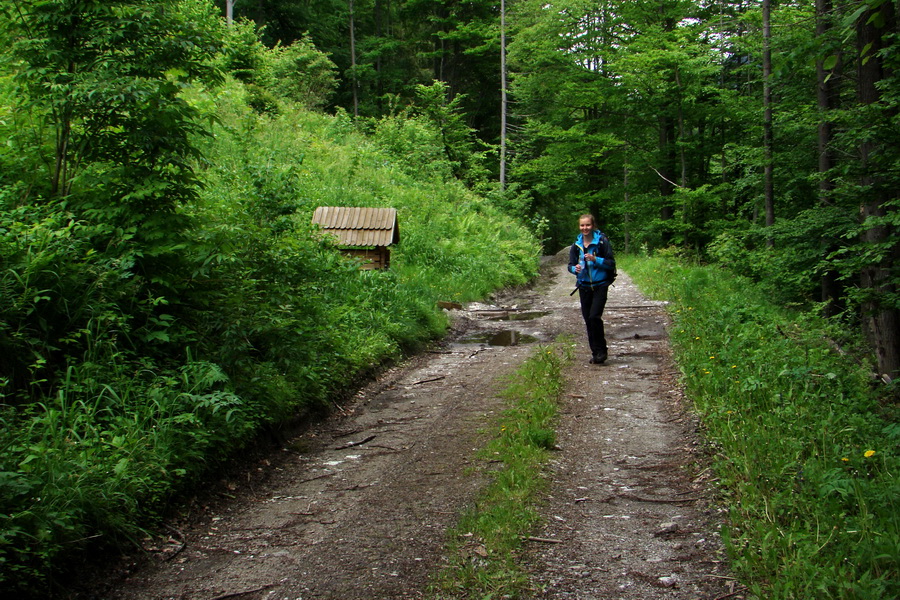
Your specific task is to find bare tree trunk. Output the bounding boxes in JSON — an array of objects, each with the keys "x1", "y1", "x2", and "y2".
[
  {"x1": 857, "y1": 2, "x2": 900, "y2": 381},
  {"x1": 623, "y1": 154, "x2": 631, "y2": 253},
  {"x1": 226, "y1": 0, "x2": 236, "y2": 25},
  {"x1": 256, "y1": 0, "x2": 265, "y2": 31},
  {"x1": 816, "y1": 0, "x2": 844, "y2": 316},
  {"x1": 762, "y1": 0, "x2": 775, "y2": 246},
  {"x1": 374, "y1": 0, "x2": 382, "y2": 113},
  {"x1": 658, "y1": 115, "x2": 676, "y2": 226},
  {"x1": 500, "y1": 0, "x2": 507, "y2": 191},
  {"x1": 349, "y1": 0, "x2": 359, "y2": 117},
  {"x1": 675, "y1": 66, "x2": 687, "y2": 188}
]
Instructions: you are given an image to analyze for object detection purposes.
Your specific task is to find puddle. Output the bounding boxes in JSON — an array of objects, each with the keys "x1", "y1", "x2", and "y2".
[
  {"x1": 485, "y1": 311, "x2": 550, "y2": 322},
  {"x1": 459, "y1": 330, "x2": 538, "y2": 346}
]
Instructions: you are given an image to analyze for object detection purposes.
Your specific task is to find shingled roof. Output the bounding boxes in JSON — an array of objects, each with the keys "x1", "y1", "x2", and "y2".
[{"x1": 311, "y1": 207, "x2": 399, "y2": 247}]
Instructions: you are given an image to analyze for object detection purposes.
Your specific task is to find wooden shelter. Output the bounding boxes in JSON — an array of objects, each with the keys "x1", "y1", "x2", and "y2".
[{"x1": 311, "y1": 206, "x2": 399, "y2": 270}]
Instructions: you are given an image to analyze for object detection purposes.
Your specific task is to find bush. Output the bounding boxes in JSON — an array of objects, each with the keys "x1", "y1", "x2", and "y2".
[{"x1": 268, "y1": 36, "x2": 339, "y2": 109}]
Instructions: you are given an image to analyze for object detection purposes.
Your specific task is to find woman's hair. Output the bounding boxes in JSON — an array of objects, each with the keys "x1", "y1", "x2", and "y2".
[{"x1": 578, "y1": 213, "x2": 596, "y2": 227}]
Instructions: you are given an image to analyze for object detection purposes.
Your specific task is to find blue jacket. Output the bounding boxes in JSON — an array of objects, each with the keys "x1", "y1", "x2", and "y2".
[{"x1": 568, "y1": 230, "x2": 615, "y2": 288}]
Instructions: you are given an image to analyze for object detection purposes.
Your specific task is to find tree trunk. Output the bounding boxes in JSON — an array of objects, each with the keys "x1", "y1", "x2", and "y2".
[
  {"x1": 349, "y1": 0, "x2": 359, "y2": 117},
  {"x1": 856, "y1": 2, "x2": 900, "y2": 381},
  {"x1": 374, "y1": 0, "x2": 383, "y2": 113},
  {"x1": 762, "y1": 0, "x2": 775, "y2": 246},
  {"x1": 675, "y1": 66, "x2": 687, "y2": 188},
  {"x1": 623, "y1": 155, "x2": 631, "y2": 253},
  {"x1": 500, "y1": 0, "x2": 507, "y2": 191},
  {"x1": 226, "y1": 0, "x2": 235, "y2": 25},
  {"x1": 816, "y1": 0, "x2": 844, "y2": 316},
  {"x1": 658, "y1": 114, "x2": 676, "y2": 229}
]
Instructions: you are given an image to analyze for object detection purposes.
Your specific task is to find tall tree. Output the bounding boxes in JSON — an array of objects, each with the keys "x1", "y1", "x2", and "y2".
[
  {"x1": 500, "y1": 0, "x2": 508, "y2": 190},
  {"x1": 762, "y1": 0, "x2": 774, "y2": 244},
  {"x1": 349, "y1": 0, "x2": 359, "y2": 116},
  {"x1": 815, "y1": 0, "x2": 844, "y2": 315},
  {"x1": 854, "y1": 0, "x2": 900, "y2": 380}
]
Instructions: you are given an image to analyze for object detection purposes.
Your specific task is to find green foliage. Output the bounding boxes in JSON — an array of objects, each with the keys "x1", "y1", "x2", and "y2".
[
  {"x1": 707, "y1": 206, "x2": 859, "y2": 307},
  {"x1": 216, "y1": 20, "x2": 340, "y2": 112},
  {"x1": 0, "y1": 8, "x2": 540, "y2": 593},
  {"x1": 218, "y1": 17, "x2": 266, "y2": 84},
  {"x1": 412, "y1": 80, "x2": 493, "y2": 187},
  {"x1": 0, "y1": 206, "x2": 139, "y2": 399},
  {"x1": 268, "y1": 35, "x2": 339, "y2": 109},
  {"x1": 625, "y1": 254, "x2": 899, "y2": 600},
  {"x1": 0, "y1": 359, "x2": 252, "y2": 594}
]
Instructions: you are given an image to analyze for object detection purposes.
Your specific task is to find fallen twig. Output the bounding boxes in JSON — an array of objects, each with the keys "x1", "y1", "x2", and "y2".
[
  {"x1": 335, "y1": 434, "x2": 376, "y2": 450},
  {"x1": 618, "y1": 493, "x2": 700, "y2": 504},
  {"x1": 712, "y1": 587, "x2": 749, "y2": 600},
  {"x1": 296, "y1": 471, "x2": 337, "y2": 485},
  {"x1": 331, "y1": 428, "x2": 363, "y2": 438},
  {"x1": 161, "y1": 523, "x2": 186, "y2": 562},
  {"x1": 411, "y1": 375, "x2": 446, "y2": 386},
  {"x1": 524, "y1": 536, "x2": 564, "y2": 544}
]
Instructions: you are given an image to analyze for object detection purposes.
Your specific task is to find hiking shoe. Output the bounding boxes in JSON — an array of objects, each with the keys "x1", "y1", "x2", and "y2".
[{"x1": 593, "y1": 353, "x2": 607, "y2": 364}]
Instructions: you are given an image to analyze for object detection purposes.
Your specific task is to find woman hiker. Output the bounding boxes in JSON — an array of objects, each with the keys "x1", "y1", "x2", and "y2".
[{"x1": 568, "y1": 213, "x2": 616, "y2": 364}]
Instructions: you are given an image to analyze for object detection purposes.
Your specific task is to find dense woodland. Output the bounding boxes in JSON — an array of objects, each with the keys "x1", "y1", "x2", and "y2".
[
  {"x1": 0, "y1": 0, "x2": 897, "y2": 597},
  {"x1": 218, "y1": 0, "x2": 900, "y2": 379}
]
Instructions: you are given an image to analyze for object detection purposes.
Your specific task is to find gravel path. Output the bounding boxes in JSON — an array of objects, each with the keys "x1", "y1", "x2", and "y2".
[{"x1": 80, "y1": 251, "x2": 735, "y2": 600}]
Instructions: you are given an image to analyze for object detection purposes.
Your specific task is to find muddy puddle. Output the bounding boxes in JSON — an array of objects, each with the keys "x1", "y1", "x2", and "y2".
[
  {"x1": 483, "y1": 310, "x2": 550, "y2": 321},
  {"x1": 458, "y1": 329, "x2": 539, "y2": 346}
]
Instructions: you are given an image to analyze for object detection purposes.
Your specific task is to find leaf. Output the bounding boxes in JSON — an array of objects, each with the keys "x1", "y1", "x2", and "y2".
[
  {"x1": 842, "y1": 5, "x2": 869, "y2": 28},
  {"x1": 866, "y1": 11, "x2": 885, "y2": 28},
  {"x1": 113, "y1": 457, "x2": 129, "y2": 475},
  {"x1": 823, "y1": 55, "x2": 838, "y2": 71}
]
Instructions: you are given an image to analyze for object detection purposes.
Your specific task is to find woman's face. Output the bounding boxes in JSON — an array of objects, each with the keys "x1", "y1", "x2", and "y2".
[{"x1": 579, "y1": 217, "x2": 593, "y2": 238}]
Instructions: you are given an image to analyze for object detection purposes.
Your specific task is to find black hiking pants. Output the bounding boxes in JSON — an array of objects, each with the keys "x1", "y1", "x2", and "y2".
[{"x1": 578, "y1": 284, "x2": 609, "y2": 358}]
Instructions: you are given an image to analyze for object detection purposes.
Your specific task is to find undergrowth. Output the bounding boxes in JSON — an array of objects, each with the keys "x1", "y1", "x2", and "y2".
[
  {"x1": 430, "y1": 343, "x2": 569, "y2": 599},
  {"x1": 0, "y1": 80, "x2": 541, "y2": 595},
  {"x1": 622, "y1": 254, "x2": 899, "y2": 600}
]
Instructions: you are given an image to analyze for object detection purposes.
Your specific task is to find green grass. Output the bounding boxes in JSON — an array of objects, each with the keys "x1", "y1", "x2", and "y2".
[
  {"x1": 621, "y1": 253, "x2": 899, "y2": 600},
  {"x1": 430, "y1": 343, "x2": 569, "y2": 599}
]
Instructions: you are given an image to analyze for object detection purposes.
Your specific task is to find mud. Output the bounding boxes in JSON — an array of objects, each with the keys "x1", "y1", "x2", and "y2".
[{"x1": 75, "y1": 251, "x2": 735, "y2": 600}]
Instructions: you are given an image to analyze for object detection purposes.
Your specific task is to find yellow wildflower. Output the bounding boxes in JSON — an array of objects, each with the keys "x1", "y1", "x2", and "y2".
[{"x1": 864, "y1": 450, "x2": 876, "y2": 458}]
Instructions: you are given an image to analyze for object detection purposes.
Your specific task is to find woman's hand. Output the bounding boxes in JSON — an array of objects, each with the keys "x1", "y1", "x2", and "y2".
[
  {"x1": 574, "y1": 264, "x2": 583, "y2": 273},
  {"x1": 585, "y1": 253, "x2": 595, "y2": 262}
]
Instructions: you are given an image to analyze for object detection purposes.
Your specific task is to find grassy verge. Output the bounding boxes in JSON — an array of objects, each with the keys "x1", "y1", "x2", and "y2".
[
  {"x1": 430, "y1": 343, "x2": 569, "y2": 599},
  {"x1": 621, "y1": 254, "x2": 899, "y2": 600}
]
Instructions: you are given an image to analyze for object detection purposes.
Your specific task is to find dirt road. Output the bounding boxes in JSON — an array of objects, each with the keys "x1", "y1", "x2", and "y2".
[{"x1": 91, "y1": 251, "x2": 734, "y2": 600}]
